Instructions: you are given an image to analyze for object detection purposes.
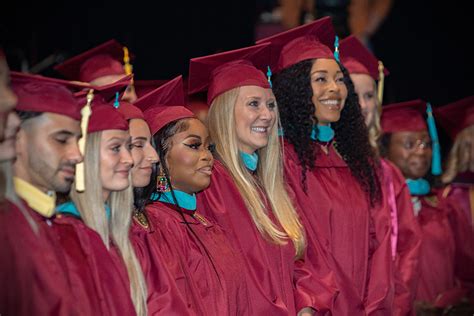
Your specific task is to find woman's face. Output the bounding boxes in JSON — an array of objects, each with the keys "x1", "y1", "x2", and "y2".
[
  {"x1": 100, "y1": 130, "x2": 133, "y2": 197},
  {"x1": 350, "y1": 73, "x2": 378, "y2": 127},
  {"x1": 388, "y1": 130, "x2": 432, "y2": 179},
  {"x1": 129, "y1": 119, "x2": 158, "y2": 188},
  {"x1": 165, "y1": 119, "x2": 214, "y2": 194},
  {"x1": 0, "y1": 57, "x2": 19, "y2": 158},
  {"x1": 310, "y1": 58, "x2": 348, "y2": 125},
  {"x1": 234, "y1": 85, "x2": 277, "y2": 154}
]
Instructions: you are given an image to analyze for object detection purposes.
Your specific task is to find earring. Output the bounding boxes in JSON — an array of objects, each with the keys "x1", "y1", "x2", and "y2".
[{"x1": 157, "y1": 173, "x2": 170, "y2": 192}]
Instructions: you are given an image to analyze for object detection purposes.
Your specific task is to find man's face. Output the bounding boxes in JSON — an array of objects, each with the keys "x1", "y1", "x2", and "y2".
[{"x1": 15, "y1": 113, "x2": 83, "y2": 193}]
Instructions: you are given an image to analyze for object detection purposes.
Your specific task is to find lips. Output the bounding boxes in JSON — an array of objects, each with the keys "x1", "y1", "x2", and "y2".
[
  {"x1": 319, "y1": 99, "x2": 342, "y2": 111},
  {"x1": 251, "y1": 126, "x2": 270, "y2": 134},
  {"x1": 197, "y1": 166, "x2": 212, "y2": 176}
]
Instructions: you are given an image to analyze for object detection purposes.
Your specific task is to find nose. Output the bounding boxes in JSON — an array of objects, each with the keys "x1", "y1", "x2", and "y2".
[
  {"x1": 328, "y1": 78, "x2": 341, "y2": 94},
  {"x1": 69, "y1": 141, "x2": 84, "y2": 165},
  {"x1": 259, "y1": 104, "x2": 273, "y2": 121},
  {"x1": 201, "y1": 146, "x2": 213, "y2": 162},
  {"x1": 121, "y1": 148, "x2": 134, "y2": 167},
  {"x1": 145, "y1": 143, "x2": 159, "y2": 163}
]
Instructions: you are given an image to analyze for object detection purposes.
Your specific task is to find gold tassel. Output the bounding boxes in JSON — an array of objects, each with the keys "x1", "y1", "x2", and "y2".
[
  {"x1": 377, "y1": 61, "x2": 385, "y2": 112},
  {"x1": 75, "y1": 89, "x2": 94, "y2": 192},
  {"x1": 123, "y1": 46, "x2": 133, "y2": 76}
]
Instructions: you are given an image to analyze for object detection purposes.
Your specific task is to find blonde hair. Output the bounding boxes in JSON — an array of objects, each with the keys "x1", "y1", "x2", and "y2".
[
  {"x1": 1, "y1": 160, "x2": 38, "y2": 232},
  {"x1": 367, "y1": 104, "x2": 382, "y2": 156},
  {"x1": 208, "y1": 87, "x2": 306, "y2": 258},
  {"x1": 441, "y1": 125, "x2": 474, "y2": 184},
  {"x1": 70, "y1": 132, "x2": 147, "y2": 316}
]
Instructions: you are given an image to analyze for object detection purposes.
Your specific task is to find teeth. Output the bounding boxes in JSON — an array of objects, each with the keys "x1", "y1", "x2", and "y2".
[
  {"x1": 251, "y1": 127, "x2": 267, "y2": 133},
  {"x1": 320, "y1": 100, "x2": 339, "y2": 105}
]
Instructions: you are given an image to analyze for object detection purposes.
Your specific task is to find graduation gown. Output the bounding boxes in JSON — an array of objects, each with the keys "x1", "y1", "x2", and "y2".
[
  {"x1": 131, "y1": 200, "x2": 248, "y2": 316},
  {"x1": 442, "y1": 172, "x2": 474, "y2": 228},
  {"x1": 381, "y1": 159, "x2": 421, "y2": 316},
  {"x1": 198, "y1": 160, "x2": 335, "y2": 316},
  {"x1": 0, "y1": 199, "x2": 77, "y2": 316},
  {"x1": 414, "y1": 189, "x2": 474, "y2": 307},
  {"x1": 53, "y1": 211, "x2": 136, "y2": 316},
  {"x1": 283, "y1": 141, "x2": 394, "y2": 315},
  {"x1": 131, "y1": 211, "x2": 198, "y2": 315}
]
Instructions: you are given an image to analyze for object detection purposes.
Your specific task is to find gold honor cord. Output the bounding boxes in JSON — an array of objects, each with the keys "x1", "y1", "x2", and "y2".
[
  {"x1": 123, "y1": 46, "x2": 133, "y2": 76},
  {"x1": 75, "y1": 89, "x2": 94, "y2": 192},
  {"x1": 377, "y1": 60, "x2": 385, "y2": 112}
]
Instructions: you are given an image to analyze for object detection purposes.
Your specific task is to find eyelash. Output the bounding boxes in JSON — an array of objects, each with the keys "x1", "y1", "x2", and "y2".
[
  {"x1": 248, "y1": 100, "x2": 259, "y2": 107},
  {"x1": 55, "y1": 138, "x2": 67, "y2": 144},
  {"x1": 184, "y1": 142, "x2": 202, "y2": 150}
]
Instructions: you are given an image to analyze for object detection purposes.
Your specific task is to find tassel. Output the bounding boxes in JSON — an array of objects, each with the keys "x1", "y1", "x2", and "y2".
[
  {"x1": 426, "y1": 103, "x2": 442, "y2": 175},
  {"x1": 113, "y1": 92, "x2": 120, "y2": 108},
  {"x1": 377, "y1": 61, "x2": 385, "y2": 111},
  {"x1": 75, "y1": 89, "x2": 94, "y2": 192},
  {"x1": 266, "y1": 66, "x2": 273, "y2": 88},
  {"x1": 333, "y1": 36, "x2": 340, "y2": 62},
  {"x1": 123, "y1": 46, "x2": 133, "y2": 76}
]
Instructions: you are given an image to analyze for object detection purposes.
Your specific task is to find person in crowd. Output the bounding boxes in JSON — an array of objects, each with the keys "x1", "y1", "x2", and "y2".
[
  {"x1": 133, "y1": 76, "x2": 249, "y2": 315},
  {"x1": 340, "y1": 35, "x2": 421, "y2": 316},
  {"x1": 258, "y1": 17, "x2": 393, "y2": 314},
  {"x1": 54, "y1": 39, "x2": 137, "y2": 102},
  {"x1": 188, "y1": 42, "x2": 336, "y2": 316},
  {"x1": 435, "y1": 96, "x2": 474, "y2": 228},
  {"x1": 380, "y1": 99, "x2": 474, "y2": 314}
]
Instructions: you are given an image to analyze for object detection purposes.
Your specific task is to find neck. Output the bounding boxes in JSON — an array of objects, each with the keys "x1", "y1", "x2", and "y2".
[
  {"x1": 102, "y1": 189, "x2": 110, "y2": 202},
  {"x1": 13, "y1": 164, "x2": 50, "y2": 194}
]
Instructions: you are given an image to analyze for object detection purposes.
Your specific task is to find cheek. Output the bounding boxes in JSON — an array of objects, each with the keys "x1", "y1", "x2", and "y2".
[{"x1": 131, "y1": 148, "x2": 145, "y2": 167}]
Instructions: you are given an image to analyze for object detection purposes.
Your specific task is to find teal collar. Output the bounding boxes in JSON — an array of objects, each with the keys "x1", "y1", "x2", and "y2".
[
  {"x1": 240, "y1": 151, "x2": 259, "y2": 171},
  {"x1": 311, "y1": 124, "x2": 335, "y2": 142},
  {"x1": 56, "y1": 201, "x2": 111, "y2": 220},
  {"x1": 156, "y1": 190, "x2": 197, "y2": 211},
  {"x1": 406, "y1": 178, "x2": 431, "y2": 196}
]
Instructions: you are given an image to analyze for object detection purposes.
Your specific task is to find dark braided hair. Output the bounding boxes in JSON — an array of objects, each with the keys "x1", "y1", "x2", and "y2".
[{"x1": 273, "y1": 58, "x2": 381, "y2": 205}]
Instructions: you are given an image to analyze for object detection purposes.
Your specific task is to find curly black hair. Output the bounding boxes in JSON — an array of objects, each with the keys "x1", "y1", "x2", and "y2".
[{"x1": 273, "y1": 58, "x2": 381, "y2": 205}]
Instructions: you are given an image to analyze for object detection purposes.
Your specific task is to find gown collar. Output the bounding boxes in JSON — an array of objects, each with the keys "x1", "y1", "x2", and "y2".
[{"x1": 13, "y1": 177, "x2": 56, "y2": 218}]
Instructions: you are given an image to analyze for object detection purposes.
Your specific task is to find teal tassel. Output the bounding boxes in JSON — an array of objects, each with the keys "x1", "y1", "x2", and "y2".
[
  {"x1": 266, "y1": 66, "x2": 273, "y2": 88},
  {"x1": 426, "y1": 103, "x2": 442, "y2": 175},
  {"x1": 333, "y1": 36, "x2": 340, "y2": 62},
  {"x1": 113, "y1": 92, "x2": 120, "y2": 108}
]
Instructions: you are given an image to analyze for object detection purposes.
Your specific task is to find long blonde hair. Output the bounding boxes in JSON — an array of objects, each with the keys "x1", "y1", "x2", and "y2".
[
  {"x1": 441, "y1": 125, "x2": 474, "y2": 184},
  {"x1": 208, "y1": 87, "x2": 306, "y2": 258},
  {"x1": 69, "y1": 132, "x2": 147, "y2": 316},
  {"x1": 367, "y1": 103, "x2": 383, "y2": 156}
]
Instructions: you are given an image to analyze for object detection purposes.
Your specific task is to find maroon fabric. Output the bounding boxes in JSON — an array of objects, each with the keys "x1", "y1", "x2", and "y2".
[
  {"x1": 54, "y1": 39, "x2": 131, "y2": 82},
  {"x1": 283, "y1": 141, "x2": 394, "y2": 315},
  {"x1": 415, "y1": 190, "x2": 474, "y2": 307},
  {"x1": 256, "y1": 16, "x2": 335, "y2": 72},
  {"x1": 135, "y1": 76, "x2": 185, "y2": 113},
  {"x1": 198, "y1": 160, "x2": 337, "y2": 315},
  {"x1": 381, "y1": 159, "x2": 421, "y2": 316},
  {"x1": 0, "y1": 200, "x2": 78, "y2": 315},
  {"x1": 381, "y1": 99, "x2": 428, "y2": 133},
  {"x1": 443, "y1": 174, "x2": 474, "y2": 227},
  {"x1": 434, "y1": 96, "x2": 474, "y2": 140},
  {"x1": 131, "y1": 218, "x2": 195, "y2": 315},
  {"x1": 53, "y1": 214, "x2": 136, "y2": 316},
  {"x1": 133, "y1": 201, "x2": 249, "y2": 315},
  {"x1": 188, "y1": 44, "x2": 271, "y2": 104},
  {"x1": 11, "y1": 72, "x2": 84, "y2": 120},
  {"x1": 117, "y1": 102, "x2": 145, "y2": 121},
  {"x1": 144, "y1": 106, "x2": 195, "y2": 136},
  {"x1": 88, "y1": 104, "x2": 129, "y2": 133},
  {"x1": 340, "y1": 35, "x2": 389, "y2": 80}
]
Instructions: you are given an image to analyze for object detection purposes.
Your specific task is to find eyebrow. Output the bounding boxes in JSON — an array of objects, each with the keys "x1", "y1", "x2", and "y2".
[
  {"x1": 184, "y1": 134, "x2": 202, "y2": 141},
  {"x1": 131, "y1": 136, "x2": 147, "y2": 141},
  {"x1": 107, "y1": 137, "x2": 128, "y2": 143},
  {"x1": 311, "y1": 70, "x2": 343, "y2": 75},
  {"x1": 52, "y1": 130, "x2": 81, "y2": 137}
]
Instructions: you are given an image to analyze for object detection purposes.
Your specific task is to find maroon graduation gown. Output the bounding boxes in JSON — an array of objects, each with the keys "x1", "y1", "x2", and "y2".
[
  {"x1": 283, "y1": 141, "x2": 394, "y2": 315},
  {"x1": 131, "y1": 200, "x2": 248, "y2": 316},
  {"x1": 53, "y1": 214, "x2": 136, "y2": 316},
  {"x1": 415, "y1": 189, "x2": 474, "y2": 307},
  {"x1": 381, "y1": 159, "x2": 421, "y2": 316},
  {"x1": 0, "y1": 200, "x2": 77, "y2": 315},
  {"x1": 131, "y1": 212, "x2": 197, "y2": 315},
  {"x1": 198, "y1": 160, "x2": 335, "y2": 316},
  {"x1": 443, "y1": 172, "x2": 474, "y2": 228}
]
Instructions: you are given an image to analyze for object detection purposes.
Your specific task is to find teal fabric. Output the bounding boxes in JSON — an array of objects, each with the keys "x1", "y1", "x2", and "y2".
[
  {"x1": 406, "y1": 178, "x2": 431, "y2": 196},
  {"x1": 56, "y1": 201, "x2": 111, "y2": 220},
  {"x1": 157, "y1": 190, "x2": 197, "y2": 211},
  {"x1": 426, "y1": 103, "x2": 442, "y2": 175},
  {"x1": 240, "y1": 151, "x2": 259, "y2": 171},
  {"x1": 311, "y1": 124, "x2": 335, "y2": 142}
]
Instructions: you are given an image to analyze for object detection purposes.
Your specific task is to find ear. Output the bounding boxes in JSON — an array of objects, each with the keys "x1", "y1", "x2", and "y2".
[{"x1": 15, "y1": 128, "x2": 27, "y2": 158}]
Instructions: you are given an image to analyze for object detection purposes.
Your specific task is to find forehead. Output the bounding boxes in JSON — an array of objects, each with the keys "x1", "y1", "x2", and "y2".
[
  {"x1": 350, "y1": 73, "x2": 375, "y2": 88},
  {"x1": 238, "y1": 85, "x2": 274, "y2": 99},
  {"x1": 101, "y1": 129, "x2": 130, "y2": 141},
  {"x1": 173, "y1": 118, "x2": 208, "y2": 140},
  {"x1": 311, "y1": 58, "x2": 342, "y2": 73},
  {"x1": 30, "y1": 112, "x2": 80, "y2": 131},
  {"x1": 128, "y1": 118, "x2": 150, "y2": 135}
]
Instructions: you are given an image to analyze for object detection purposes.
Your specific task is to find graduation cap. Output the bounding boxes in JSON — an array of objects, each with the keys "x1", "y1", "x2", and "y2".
[
  {"x1": 135, "y1": 76, "x2": 194, "y2": 135},
  {"x1": 256, "y1": 16, "x2": 336, "y2": 73},
  {"x1": 434, "y1": 96, "x2": 474, "y2": 140},
  {"x1": 134, "y1": 79, "x2": 169, "y2": 98},
  {"x1": 188, "y1": 43, "x2": 272, "y2": 105},
  {"x1": 381, "y1": 99, "x2": 442, "y2": 175},
  {"x1": 54, "y1": 39, "x2": 134, "y2": 83},
  {"x1": 11, "y1": 71, "x2": 88, "y2": 120}
]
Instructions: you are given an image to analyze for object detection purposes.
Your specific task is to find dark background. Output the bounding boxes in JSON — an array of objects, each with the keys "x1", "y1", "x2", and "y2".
[{"x1": 2, "y1": 0, "x2": 473, "y2": 108}]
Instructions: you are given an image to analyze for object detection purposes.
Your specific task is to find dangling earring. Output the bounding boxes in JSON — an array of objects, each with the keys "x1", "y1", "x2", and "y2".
[{"x1": 156, "y1": 170, "x2": 170, "y2": 193}]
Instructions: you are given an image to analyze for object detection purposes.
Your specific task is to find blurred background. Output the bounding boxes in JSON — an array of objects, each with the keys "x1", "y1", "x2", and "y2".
[{"x1": 1, "y1": 0, "x2": 472, "y2": 108}]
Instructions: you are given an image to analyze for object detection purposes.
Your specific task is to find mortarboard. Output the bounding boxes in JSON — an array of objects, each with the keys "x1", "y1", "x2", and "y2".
[
  {"x1": 256, "y1": 16, "x2": 336, "y2": 72},
  {"x1": 134, "y1": 79, "x2": 169, "y2": 99},
  {"x1": 54, "y1": 39, "x2": 134, "y2": 83},
  {"x1": 188, "y1": 43, "x2": 272, "y2": 105},
  {"x1": 340, "y1": 35, "x2": 389, "y2": 81},
  {"x1": 434, "y1": 96, "x2": 474, "y2": 140},
  {"x1": 135, "y1": 76, "x2": 194, "y2": 135},
  {"x1": 11, "y1": 72, "x2": 87, "y2": 120}
]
